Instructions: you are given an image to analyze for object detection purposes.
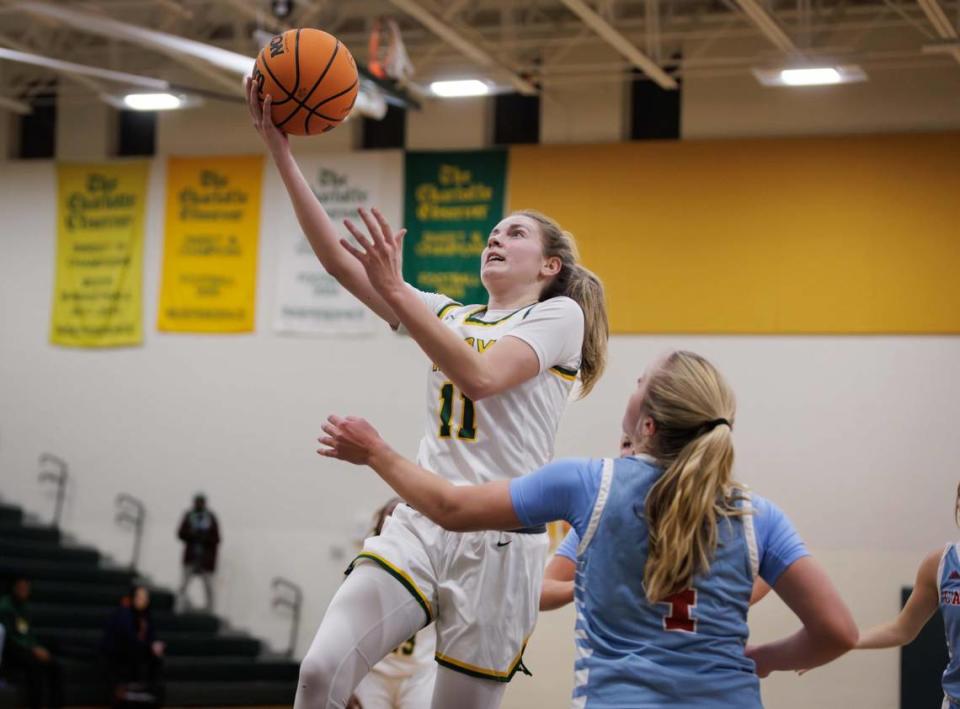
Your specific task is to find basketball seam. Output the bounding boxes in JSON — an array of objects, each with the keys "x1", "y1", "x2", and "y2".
[
  {"x1": 277, "y1": 40, "x2": 341, "y2": 131},
  {"x1": 260, "y1": 55, "x2": 298, "y2": 107},
  {"x1": 304, "y1": 79, "x2": 359, "y2": 133}
]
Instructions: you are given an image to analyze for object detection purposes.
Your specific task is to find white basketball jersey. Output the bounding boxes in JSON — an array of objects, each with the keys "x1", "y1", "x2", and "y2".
[{"x1": 410, "y1": 290, "x2": 584, "y2": 485}]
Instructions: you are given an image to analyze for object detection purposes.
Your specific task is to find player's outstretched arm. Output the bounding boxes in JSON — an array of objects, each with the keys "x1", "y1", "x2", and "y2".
[
  {"x1": 318, "y1": 415, "x2": 520, "y2": 531},
  {"x1": 342, "y1": 209, "x2": 542, "y2": 401},
  {"x1": 541, "y1": 556, "x2": 576, "y2": 611},
  {"x1": 746, "y1": 557, "x2": 859, "y2": 676},
  {"x1": 245, "y1": 77, "x2": 401, "y2": 326},
  {"x1": 856, "y1": 548, "x2": 940, "y2": 649}
]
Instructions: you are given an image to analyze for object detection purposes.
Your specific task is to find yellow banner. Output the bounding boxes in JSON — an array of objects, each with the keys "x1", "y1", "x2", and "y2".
[
  {"x1": 158, "y1": 156, "x2": 263, "y2": 332},
  {"x1": 508, "y1": 133, "x2": 960, "y2": 334},
  {"x1": 51, "y1": 162, "x2": 148, "y2": 347}
]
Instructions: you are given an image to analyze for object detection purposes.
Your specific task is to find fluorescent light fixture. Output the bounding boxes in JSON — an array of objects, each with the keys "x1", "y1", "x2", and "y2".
[
  {"x1": 122, "y1": 92, "x2": 183, "y2": 110},
  {"x1": 753, "y1": 65, "x2": 867, "y2": 87},
  {"x1": 429, "y1": 79, "x2": 490, "y2": 98},
  {"x1": 780, "y1": 67, "x2": 841, "y2": 85}
]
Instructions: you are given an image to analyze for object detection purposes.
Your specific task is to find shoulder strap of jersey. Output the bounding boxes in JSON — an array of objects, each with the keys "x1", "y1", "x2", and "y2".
[
  {"x1": 938, "y1": 542, "x2": 954, "y2": 599},
  {"x1": 577, "y1": 458, "x2": 614, "y2": 556},
  {"x1": 739, "y1": 489, "x2": 760, "y2": 580}
]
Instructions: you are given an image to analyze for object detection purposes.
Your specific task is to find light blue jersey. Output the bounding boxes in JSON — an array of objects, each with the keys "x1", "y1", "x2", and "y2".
[
  {"x1": 511, "y1": 455, "x2": 808, "y2": 708},
  {"x1": 938, "y1": 543, "x2": 960, "y2": 706}
]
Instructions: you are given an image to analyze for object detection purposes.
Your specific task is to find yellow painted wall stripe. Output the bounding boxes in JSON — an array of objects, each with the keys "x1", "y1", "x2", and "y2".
[{"x1": 508, "y1": 133, "x2": 960, "y2": 334}]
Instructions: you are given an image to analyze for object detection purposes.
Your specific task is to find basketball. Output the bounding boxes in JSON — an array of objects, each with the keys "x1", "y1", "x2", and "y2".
[{"x1": 253, "y1": 28, "x2": 359, "y2": 136}]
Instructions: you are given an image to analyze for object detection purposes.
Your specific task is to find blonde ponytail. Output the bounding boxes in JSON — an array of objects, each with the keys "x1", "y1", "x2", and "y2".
[
  {"x1": 641, "y1": 351, "x2": 744, "y2": 602},
  {"x1": 515, "y1": 210, "x2": 609, "y2": 397}
]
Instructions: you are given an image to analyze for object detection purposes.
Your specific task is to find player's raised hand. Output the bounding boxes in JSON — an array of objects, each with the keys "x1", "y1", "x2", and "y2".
[
  {"x1": 318, "y1": 415, "x2": 387, "y2": 465},
  {"x1": 341, "y1": 208, "x2": 407, "y2": 300},
  {"x1": 244, "y1": 75, "x2": 289, "y2": 156}
]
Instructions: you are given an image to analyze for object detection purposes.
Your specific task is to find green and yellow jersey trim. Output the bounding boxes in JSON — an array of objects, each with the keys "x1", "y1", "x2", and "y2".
[
  {"x1": 435, "y1": 637, "x2": 531, "y2": 683},
  {"x1": 347, "y1": 552, "x2": 433, "y2": 626},
  {"x1": 462, "y1": 303, "x2": 537, "y2": 327},
  {"x1": 436, "y1": 301, "x2": 462, "y2": 320},
  {"x1": 549, "y1": 365, "x2": 579, "y2": 382}
]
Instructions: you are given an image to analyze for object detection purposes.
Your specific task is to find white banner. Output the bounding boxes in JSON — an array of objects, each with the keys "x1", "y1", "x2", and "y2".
[{"x1": 272, "y1": 150, "x2": 403, "y2": 335}]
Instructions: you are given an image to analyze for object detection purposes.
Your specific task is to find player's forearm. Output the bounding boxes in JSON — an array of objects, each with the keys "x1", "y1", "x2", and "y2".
[
  {"x1": 539, "y1": 579, "x2": 575, "y2": 611},
  {"x1": 273, "y1": 152, "x2": 400, "y2": 324},
  {"x1": 856, "y1": 621, "x2": 912, "y2": 649},
  {"x1": 367, "y1": 445, "x2": 462, "y2": 528},
  {"x1": 384, "y1": 288, "x2": 491, "y2": 400},
  {"x1": 273, "y1": 151, "x2": 343, "y2": 270},
  {"x1": 753, "y1": 624, "x2": 858, "y2": 674}
]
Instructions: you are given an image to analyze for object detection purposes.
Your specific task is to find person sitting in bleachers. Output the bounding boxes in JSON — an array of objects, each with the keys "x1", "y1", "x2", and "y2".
[
  {"x1": 0, "y1": 577, "x2": 63, "y2": 709},
  {"x1": 100, "y1": 585, "x2": 165, "y2": 706}
]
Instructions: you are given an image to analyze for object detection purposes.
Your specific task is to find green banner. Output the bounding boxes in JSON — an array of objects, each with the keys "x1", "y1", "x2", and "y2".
[{"x1": 403, "y1": 150, "x2": 506, "y2": 305}]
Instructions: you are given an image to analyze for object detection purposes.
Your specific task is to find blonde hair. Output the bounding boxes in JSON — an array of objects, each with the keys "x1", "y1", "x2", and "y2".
[
  {"x1": 515, "y1": 210, "x2": 609, "y2": 397},
  {"x1": 641, "y1": 351, "x2": 744, "y2": 602}
]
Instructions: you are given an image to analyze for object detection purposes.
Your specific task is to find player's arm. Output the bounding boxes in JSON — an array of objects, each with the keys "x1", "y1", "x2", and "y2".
[
  {"x1": 319, "y1": 416, "x2": 595, "y2": 538},
  {"x1": 856, "y1": 548, "x2": 941, "y2": 649},
  {"x1": 541, "y1": 555, "x2": 576, "y2": 611},
  {"x1": 245, "y1": 78, "x2": 401, "y2": 327},
  {"x1": 750, "y1": 579, "x2": 772, "y2": 606},
  {"x1": 341, "y1": 210, "x2": 547, "y2": 401},
  {"x1": 319, "y1": 415, "x2": 520, "y2": 532},
  {"x1": 746, "y1": 556, "x2": 859, "y2": 676}
]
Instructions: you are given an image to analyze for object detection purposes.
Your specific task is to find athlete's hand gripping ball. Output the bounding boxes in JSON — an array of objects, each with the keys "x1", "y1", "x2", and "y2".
[
  {"x1": 341, "y1": 208, "x2": 407, "y2": 298},
  {"x1": 244, "y1": 76, "x2": 288, "y2": 156},
  {"x1": 318, "y1": 415, "x2": 386, "y2": 465}
]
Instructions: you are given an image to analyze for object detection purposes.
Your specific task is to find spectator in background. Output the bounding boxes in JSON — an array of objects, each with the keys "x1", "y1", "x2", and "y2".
[
  {"x1": 101, "y1": 585, "x2": 165, "y2": 706},
  {"x1": 176, "y1": 493, "x2": 220, "y2": 612},
  {"x1": 0, "y1": 577, "x2": 63, "y2": 708}
]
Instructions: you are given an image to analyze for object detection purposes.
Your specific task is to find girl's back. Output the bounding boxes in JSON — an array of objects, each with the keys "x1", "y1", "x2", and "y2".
[{"x1": 574, "y1": 455, "x2": 761, "y2": 708}]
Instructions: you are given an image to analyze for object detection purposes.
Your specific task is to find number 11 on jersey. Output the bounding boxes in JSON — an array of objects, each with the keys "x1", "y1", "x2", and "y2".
[{"x1": 438, "y1": 382, "x2": 477, "y2": 441}]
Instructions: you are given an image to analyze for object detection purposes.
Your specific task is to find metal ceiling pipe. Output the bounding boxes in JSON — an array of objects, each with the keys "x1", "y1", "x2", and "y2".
[{"x1": 12, "y1": 1, "x2": 388, "y2": 118}]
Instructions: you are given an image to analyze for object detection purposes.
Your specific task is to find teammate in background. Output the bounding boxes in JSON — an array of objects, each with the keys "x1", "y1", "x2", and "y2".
[
  {"x1": 246, "y1": 79, "x2": 609, "y2": 709},
  {"x1": 318, "y1": 351, "x2": 858, "y2": 706},
  {"x1": 540, "y1": 434, "x2": 771, "y2": 612},
  {"x1": 842, "y1": 483, "x2": 960, "y2": 709},
  {"x1": 351, "y1": 499, "x2": 437, "y2": 709}
]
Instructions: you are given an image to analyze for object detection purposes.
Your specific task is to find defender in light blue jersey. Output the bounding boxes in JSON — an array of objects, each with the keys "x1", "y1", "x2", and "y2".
[
  {"x1": 540, "y1": 434, "x2": 773, "y2": 615},
  {"x1": 853, "y1": 483, "x2": 960, "y2": 709},
  {"x1": 319, "y1": 350, "x2": 859, "y2": 707}
]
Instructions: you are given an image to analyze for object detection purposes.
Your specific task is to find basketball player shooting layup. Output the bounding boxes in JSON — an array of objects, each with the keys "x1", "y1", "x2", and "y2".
[{"x1": 246, "y1": 76, "x2": 609, "y2": 709}]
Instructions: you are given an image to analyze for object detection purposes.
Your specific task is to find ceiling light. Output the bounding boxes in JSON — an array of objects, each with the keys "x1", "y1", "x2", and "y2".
[
  {"x1": 122, "y1": 92, "x2": 183, "y2": 110},
  {"x1": 753, "y1": 65, "x2": 867, "y2": 87},
  {"x1": 429, "y1": 79, "x2": 490, "y2": 98},
  {"x1": 780, "y1": 67, "x2": 841, "y2": 85}
]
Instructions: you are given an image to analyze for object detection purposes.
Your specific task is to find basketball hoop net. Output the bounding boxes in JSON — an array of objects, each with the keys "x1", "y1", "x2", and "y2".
[{"x1": 368, "y1": 17, "x2": 414, "y2": 83}]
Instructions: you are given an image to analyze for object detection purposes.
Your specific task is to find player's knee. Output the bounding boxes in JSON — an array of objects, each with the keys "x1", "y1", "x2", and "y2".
[{"x1": 297, "y1": 649, "x2": 337, "y2": 705}]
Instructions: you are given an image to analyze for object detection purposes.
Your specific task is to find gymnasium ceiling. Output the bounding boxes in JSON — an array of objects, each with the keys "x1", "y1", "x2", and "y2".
[{"x1": 0, "y1": 0, "x2": 958, "y2": 109}]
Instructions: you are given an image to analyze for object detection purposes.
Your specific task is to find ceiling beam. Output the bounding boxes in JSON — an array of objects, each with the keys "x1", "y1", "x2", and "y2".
[
  {"x1": 916, "y1": 0, "x2": 959, "y2": 38},
  {"x1": 558, "y1": 0, "x2": 676, "y2": 89},
  {"x1": 729, "y1": 0, "x2": 799, "y2": 53},
  {"x1": 0, "y1": 34, "x2": 109, "y2": 95},
  {"x1": 0, "y1": 93, "x2": 31, "y2": 113},
  {"x1": 0, "y1": 45, "x2": 171, "y2": 89},
  {"x1": 386, "y1": 0, "x2": 538, "y2": 94}
]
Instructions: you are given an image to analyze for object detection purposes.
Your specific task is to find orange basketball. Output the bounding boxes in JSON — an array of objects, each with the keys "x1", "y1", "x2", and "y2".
[{"x1": 253, "y1": 28, "x2": 359, "y2": 136}]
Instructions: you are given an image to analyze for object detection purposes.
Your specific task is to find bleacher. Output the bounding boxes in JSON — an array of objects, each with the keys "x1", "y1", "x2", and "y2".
[{"x1": 0, "y1": 500, "x2": 300, "y2": 706}]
